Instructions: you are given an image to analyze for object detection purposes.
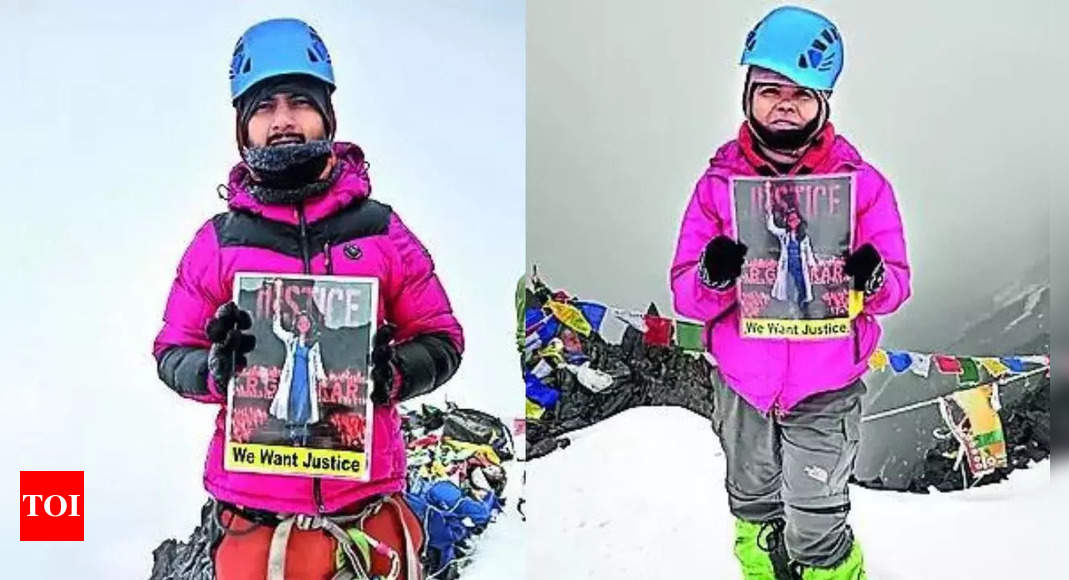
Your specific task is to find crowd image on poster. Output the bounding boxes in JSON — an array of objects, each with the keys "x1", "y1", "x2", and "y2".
[
  {"x1": 731, "y1": 174, "x2": 855, "y2": 339},
  {"x1": 223, "y1": 273, "x2": 378, "y2": 481}
]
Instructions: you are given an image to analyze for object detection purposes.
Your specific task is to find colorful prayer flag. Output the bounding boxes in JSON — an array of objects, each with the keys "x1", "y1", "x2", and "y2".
[
  {"x1": 576, "y1": 301, "x2": 608, "y2": 332},
  {"x1": 525, "y1": 373, "x2": 560, "y2": 408},
  {"x1": 524, "y1": 332, "x2": 542, "y2": 353},
  {"x1": 546, "y1": 300, "x2": 592, "y2": 336},
  {"x1": 910, "y1": 353, "x2": 932, "y2": 378},
  {"x1": 957, "y1": 357, "x2": 980, "y2": 385},
  {"x1": 934, "y1": 355, "x2": 963, "y2": 374},
  {"x1": 536, "y1": 315, "x2": 560, "y2": 344},
  {"x1": 1020, "y1": 355, "x2": 1050, "y2": 367},
  {"x1": 530, "y1": 359, "x2": 554, "y2": 379},
  {"x1": 1000, "y1": 357, "x2": 1026, "y2": 373},
  {"x1": 644, "y1": 315, "x2": 674, "y2": 346},
  {"x1": 613, "y1": 309, "x2": 648, "y2": 333},
  {"x1": 525, "y1": 399, "x2": 545, "y2": 420},
  {"x1": 868, "y1": 349, "x2": 889, "y2": 372},
  {"x1": 888, "y1": 351, "x2": 913, "y2": 374},
  {"x1": 675, "y1": 320, "x2": 705, "y2": 351},
  {"x1": 978, "y1": 358, "x2": 1010, "y2": 378},
  {"x1": 597, "y1": 312, "x2": 629, "y2": 344},
  {"x1": 524, "y1": 307, "x2": 545, "y2": 332}
]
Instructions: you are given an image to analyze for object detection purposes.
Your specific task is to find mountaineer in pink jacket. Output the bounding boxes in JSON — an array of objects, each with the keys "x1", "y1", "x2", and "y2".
[
  {"x1": 152, "y1": 18, "x2": 461, "y2": 579},
  {"x1": 670, "y1": 7, "x2": 909, "y2": 580}
]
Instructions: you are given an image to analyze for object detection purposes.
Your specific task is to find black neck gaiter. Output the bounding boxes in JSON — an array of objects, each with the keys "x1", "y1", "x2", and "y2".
[
  {"x1": 748, "y1": 112, "x2": 823, "y2": 152},
  {"x1": 241, "y1": 140, "x2": 339, "y2": 205}
]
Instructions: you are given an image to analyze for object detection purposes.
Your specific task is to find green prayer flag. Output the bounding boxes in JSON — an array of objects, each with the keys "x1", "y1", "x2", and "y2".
[
  {"x1": 675, "y1": 321, "x2": 704, "y2": 351},
  {"x1": 957, "y1": 357, "x2": 980, "y2": 385}
]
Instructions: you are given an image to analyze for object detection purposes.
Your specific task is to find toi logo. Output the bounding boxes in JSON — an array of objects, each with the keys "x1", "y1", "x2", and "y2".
[{"x1": 20, "y1": 471, "x2": 84, "y2": 541}]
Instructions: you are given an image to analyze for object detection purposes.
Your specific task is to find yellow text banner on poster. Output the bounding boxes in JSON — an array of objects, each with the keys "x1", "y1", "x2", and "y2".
[
  {"x1": 741, "y1": 317, "x2": 851, "y2": 340},
  {"x1": 225, "y1": 443, "x2": 367, "y2": 480}
]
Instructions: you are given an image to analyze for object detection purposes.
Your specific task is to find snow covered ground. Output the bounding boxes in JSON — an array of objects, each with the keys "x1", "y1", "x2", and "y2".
[{"x1": 525, "y1": 407, "x2": 1054, "y2": 579}]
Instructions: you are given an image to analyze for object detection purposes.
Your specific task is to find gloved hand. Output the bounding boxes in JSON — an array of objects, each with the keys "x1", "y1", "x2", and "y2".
[
  {"x1": 205, "y1": 302, "x2": 256, "y2": 389},
  {"x1": 844, "y1": 243, "x2": 885, "y2": 296},
  {"x1": 370, "y1": 323, "x2": 402, "y2": 405},
  {"x1": 700, "y1": 236, "x2": 748, "y2": 289}
]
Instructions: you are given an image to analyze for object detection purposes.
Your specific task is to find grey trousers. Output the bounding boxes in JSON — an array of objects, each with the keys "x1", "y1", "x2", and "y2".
[{"x1": 711, "y1": 373, "x2": 865, "y2": 568}]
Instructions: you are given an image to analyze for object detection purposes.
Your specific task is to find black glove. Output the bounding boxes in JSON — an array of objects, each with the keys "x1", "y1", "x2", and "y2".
[
  {"x1": 700, "y1": 236, "x2": 748, "y2": 289},
  {"x1": 205, "y1": 302, "x2": 256, "y2": 389},
  {"x1": 844, "y1": 243, "x2": 885, "y2": 296},
  {"x1": 371, "y1": 324, "x2": 401, "y2": 405}
]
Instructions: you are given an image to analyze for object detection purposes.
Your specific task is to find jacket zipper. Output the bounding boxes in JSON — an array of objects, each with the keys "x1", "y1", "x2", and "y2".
[
  {"x1": 295, "y1": 203, "x2": 327, "y2": 514},
  {"x1": 296, "y1": 203, "x2": 312, "y2": 275},
  {"x1": 771, "y1": 338, "x2": 788, "y2": 415}
]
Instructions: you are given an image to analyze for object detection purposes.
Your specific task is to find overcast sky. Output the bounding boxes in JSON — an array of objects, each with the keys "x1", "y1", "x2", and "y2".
[
  {"x1": 528, "y1": 0, "x2": 1054, "y2": 350},
  {"x1": 0, "y1": 1, "x2": 522, "y2": 576}
]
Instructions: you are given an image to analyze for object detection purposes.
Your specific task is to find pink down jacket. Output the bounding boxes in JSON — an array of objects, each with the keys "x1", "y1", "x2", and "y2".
[
  {"x1": 670, "y1": 123, "x2": 910, "y2": 413},
  {"x1": 153, "y1": 142, "x2": 464, "y2": 514}
]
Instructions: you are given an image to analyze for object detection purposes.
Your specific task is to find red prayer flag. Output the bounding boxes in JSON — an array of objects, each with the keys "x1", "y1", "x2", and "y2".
[
  {"x1": 643, "y1": 315, "x2": 674, "y2": 346},
  {"x1": 934, "y1": 355, "x2": 963, "y2": 374}
]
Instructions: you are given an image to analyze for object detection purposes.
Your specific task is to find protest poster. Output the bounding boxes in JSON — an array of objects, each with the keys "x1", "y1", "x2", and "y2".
[{"x1": 731, "y1": 174, "x2": 855, "y2": 339}]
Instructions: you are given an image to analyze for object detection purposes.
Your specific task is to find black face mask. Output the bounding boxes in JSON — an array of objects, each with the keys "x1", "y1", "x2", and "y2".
[
  {"x1": 748, "y1": 112, "x2": 823, "y2": 151},
  {"x1": 241, "y1": 140, "x2": 338, "y2": 205}
]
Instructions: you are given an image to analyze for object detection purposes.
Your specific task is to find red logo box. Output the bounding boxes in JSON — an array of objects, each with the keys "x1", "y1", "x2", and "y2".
[{"x1": 20, "y1": 471, "x2": 84, "y2": 541}]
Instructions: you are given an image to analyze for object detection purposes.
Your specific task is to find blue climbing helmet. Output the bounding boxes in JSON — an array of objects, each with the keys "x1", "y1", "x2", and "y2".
[
  {"x1": 229, "y1": 18, "x2": 336, "y2": 102},
  {"x1": 740, "y1": 6, "x2": 843, "y2": 92}
]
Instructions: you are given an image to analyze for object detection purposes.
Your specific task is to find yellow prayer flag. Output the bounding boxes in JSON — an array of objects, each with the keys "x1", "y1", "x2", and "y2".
[
  {"x1": 978, "y1": 357, "x2": 1010, "y2": 378},
  {"x1": 526, "y1": 399, "x2": 545, "y2": 420},
  {"x1": 546, "y1": 300, "x2": 593, "y2": 336},
  {"x1": 868, "y1": 348, "x2": 889, "y2": 372}
]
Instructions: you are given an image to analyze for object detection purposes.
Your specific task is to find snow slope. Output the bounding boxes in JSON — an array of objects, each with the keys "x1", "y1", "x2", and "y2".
[
  {"x1": 525, "y1": 407, "x2": 1054, "y2": 579},
  {"x1": 949, "y1": 255, "x2": 1049, "y2": 356}
]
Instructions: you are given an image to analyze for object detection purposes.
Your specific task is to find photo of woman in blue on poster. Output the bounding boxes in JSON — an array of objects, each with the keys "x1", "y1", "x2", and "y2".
[
  {"x1": 268, "y1": 278, "x2": 326, "y2": 446},
  {"x1": 766, "y1": 195, "x2": 817, "y2": 317}
]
